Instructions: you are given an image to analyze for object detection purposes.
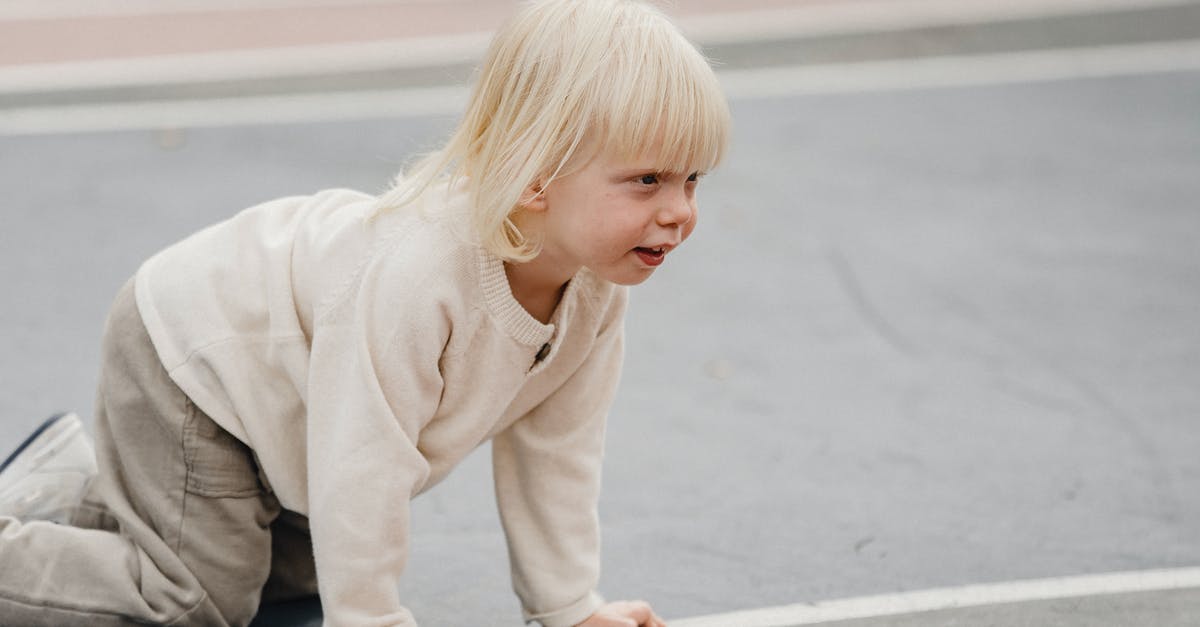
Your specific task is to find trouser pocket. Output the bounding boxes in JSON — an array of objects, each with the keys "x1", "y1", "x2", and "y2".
[{"x1": 182, "y1": 399, "x2": 262, "y2": 498}]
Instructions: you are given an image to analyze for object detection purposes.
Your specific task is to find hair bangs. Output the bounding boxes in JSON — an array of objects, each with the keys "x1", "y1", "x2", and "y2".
[{"x1": 585, "y1": 6, "x2": 730, "y2": 177}]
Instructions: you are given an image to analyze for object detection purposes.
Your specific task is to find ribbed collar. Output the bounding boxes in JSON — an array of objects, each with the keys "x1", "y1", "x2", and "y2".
[{"x1": 477, "y1": 248, "x2": 581, "y2": 347}]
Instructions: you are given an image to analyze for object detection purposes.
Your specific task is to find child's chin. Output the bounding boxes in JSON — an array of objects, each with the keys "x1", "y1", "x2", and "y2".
[{"x1": 605, "y1": 270, "x2": 657, "y2": 287}]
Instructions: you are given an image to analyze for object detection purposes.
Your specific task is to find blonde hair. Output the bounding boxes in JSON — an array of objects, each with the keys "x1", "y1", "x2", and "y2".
[{"x1": 375, "y1": 0, "x2": 731, "y2": 262}]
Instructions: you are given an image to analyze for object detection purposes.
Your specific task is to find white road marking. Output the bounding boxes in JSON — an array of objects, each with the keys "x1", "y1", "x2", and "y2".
[
  {"x1": 3, "y1": 39, "x2": 1199, "y2": 136},
  {"x1": 0, "y1": 85, "x2": 470, "y2": 135},
  {"x1": 0, "y1": 35, "x2": 492, "y2": 94},
  {"x1": 716, "y1": 38, "x2": 1200, "y2": 100},
  {"x1": 671, "y1": 567, "x2": 1200, "y2": 627},
  {"x1": 682, "y1": 0, "x2": 1198, "y2": 46}
]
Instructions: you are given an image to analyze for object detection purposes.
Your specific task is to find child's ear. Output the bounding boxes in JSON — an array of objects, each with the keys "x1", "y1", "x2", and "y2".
[{"x1": 518, "y1": 182, "x2": 548, "y2": 213}]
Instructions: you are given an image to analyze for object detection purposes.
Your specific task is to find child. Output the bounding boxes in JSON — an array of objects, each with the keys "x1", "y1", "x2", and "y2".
[{"x1": 0, "y1": 0, "x2": 729, "y2": 625}]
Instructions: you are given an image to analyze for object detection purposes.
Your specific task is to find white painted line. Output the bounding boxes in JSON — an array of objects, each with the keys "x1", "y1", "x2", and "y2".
[
  {"x1": 0, "y1": 34, "x2": 492, "y2": 94},
  {"x1": 681, "y1": 0, "x2": 1198, "y2": 46},
  {"x1": 671, "y1": 567, "x2": 1200, "y2": 627},
  {"x1": 2, "y1": 39, "x2": 1199, "y2": 136},
  {"x1": 717, "y1": 39, "x2": 1200, "y2": 100},
  {"x1": 0, "y1": 85, "x2": 469, "y2": 135}
]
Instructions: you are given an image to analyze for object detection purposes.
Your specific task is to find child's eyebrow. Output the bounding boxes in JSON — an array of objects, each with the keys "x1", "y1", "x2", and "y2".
[
  {"x1": 613, "y1": 166, "x2": 659, "y2": 175},
  {"x1": 608, "y1": 168, "x2": 659, "y2": 182},
  {"x1": 611, "y1": 167, "x2": 698, "y2": 179}
]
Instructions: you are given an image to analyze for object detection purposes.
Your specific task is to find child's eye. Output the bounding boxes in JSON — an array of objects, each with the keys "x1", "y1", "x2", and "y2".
[
  {"x1": 687, "y1": 172, "x2": 699, "y2": 182},
  {"x1": 639, "y1": 174, "x2": 659, "y2": 185}
]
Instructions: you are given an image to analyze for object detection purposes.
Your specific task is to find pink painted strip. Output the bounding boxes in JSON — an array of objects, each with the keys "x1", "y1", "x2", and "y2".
[{"x1": 0, "y1": 0, "x2": 834, "y2": 67}]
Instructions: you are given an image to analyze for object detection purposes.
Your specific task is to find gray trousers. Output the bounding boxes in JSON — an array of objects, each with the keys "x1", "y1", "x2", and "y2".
[{"x1": 0, "y1": 279, "x2": 317, "y2": 626}]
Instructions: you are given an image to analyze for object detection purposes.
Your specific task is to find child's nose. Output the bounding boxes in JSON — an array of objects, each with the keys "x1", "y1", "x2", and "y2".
[{"x1": 656, "y1": 187, "x2": 695, "y2": 228}]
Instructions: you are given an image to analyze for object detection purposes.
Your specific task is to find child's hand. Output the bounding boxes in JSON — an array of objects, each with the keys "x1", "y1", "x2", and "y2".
[{"x1": 575, "y1": 600, "x2": 667, "y2": 627}]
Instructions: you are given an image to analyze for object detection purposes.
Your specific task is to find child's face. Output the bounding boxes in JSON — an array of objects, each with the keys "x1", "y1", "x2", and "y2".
[{"x1": 532, "y1": 146, "x2": 700, "y2": 286}]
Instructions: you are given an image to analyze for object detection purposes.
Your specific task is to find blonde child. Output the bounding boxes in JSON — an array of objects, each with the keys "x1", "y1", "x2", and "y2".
[{"x1": 0, "y1": 0, "x2": 729, "y2": 625}]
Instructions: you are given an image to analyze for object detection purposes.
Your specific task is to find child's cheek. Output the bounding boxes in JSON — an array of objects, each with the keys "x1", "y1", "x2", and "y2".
[{"x1": 682, "y1": 210, "x2": 698, "y2": 241}]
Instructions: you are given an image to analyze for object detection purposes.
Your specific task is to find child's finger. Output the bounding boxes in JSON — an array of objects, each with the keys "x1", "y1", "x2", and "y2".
[
  {"x1": 618, "y1": 600, "x2": 662, "y2": 626},
  {"x1": 596, "y1": 599, "x2": 667, "y2": 627}
]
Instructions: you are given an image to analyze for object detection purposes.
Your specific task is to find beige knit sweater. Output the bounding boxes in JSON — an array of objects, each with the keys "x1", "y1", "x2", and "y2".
[{"x1": 134, "y1": 188, "x2": 627, "y2": 627}]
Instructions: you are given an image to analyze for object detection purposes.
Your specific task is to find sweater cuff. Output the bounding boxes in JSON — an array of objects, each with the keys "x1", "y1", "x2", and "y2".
[{"x1": 526, "y1": 591, "x2": 605, "y2": 627}]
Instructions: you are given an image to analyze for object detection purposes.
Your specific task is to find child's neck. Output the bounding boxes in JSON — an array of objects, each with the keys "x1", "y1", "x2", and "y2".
[{"x1": 504, "y1": 258, "x2": 573, "y2": 325}]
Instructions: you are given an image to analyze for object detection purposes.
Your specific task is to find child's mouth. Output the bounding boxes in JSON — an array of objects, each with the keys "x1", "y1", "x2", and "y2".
[{"x1": 634, "y1": 247, "x2": 666, "y2": 266}]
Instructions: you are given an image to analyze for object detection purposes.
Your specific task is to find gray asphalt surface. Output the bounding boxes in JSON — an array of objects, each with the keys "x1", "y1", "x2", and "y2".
[{"x1": 3, "y1": 9, "x2": 1199, "y2": 627}]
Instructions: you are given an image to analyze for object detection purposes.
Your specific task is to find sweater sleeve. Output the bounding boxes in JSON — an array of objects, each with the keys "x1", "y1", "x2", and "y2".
[
  {"x1": 305, "y1": 284, "x2": 448, "y2": 627},
  {"x1": 491, "y1": 290, "x2": 628, "y2": 627}
]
